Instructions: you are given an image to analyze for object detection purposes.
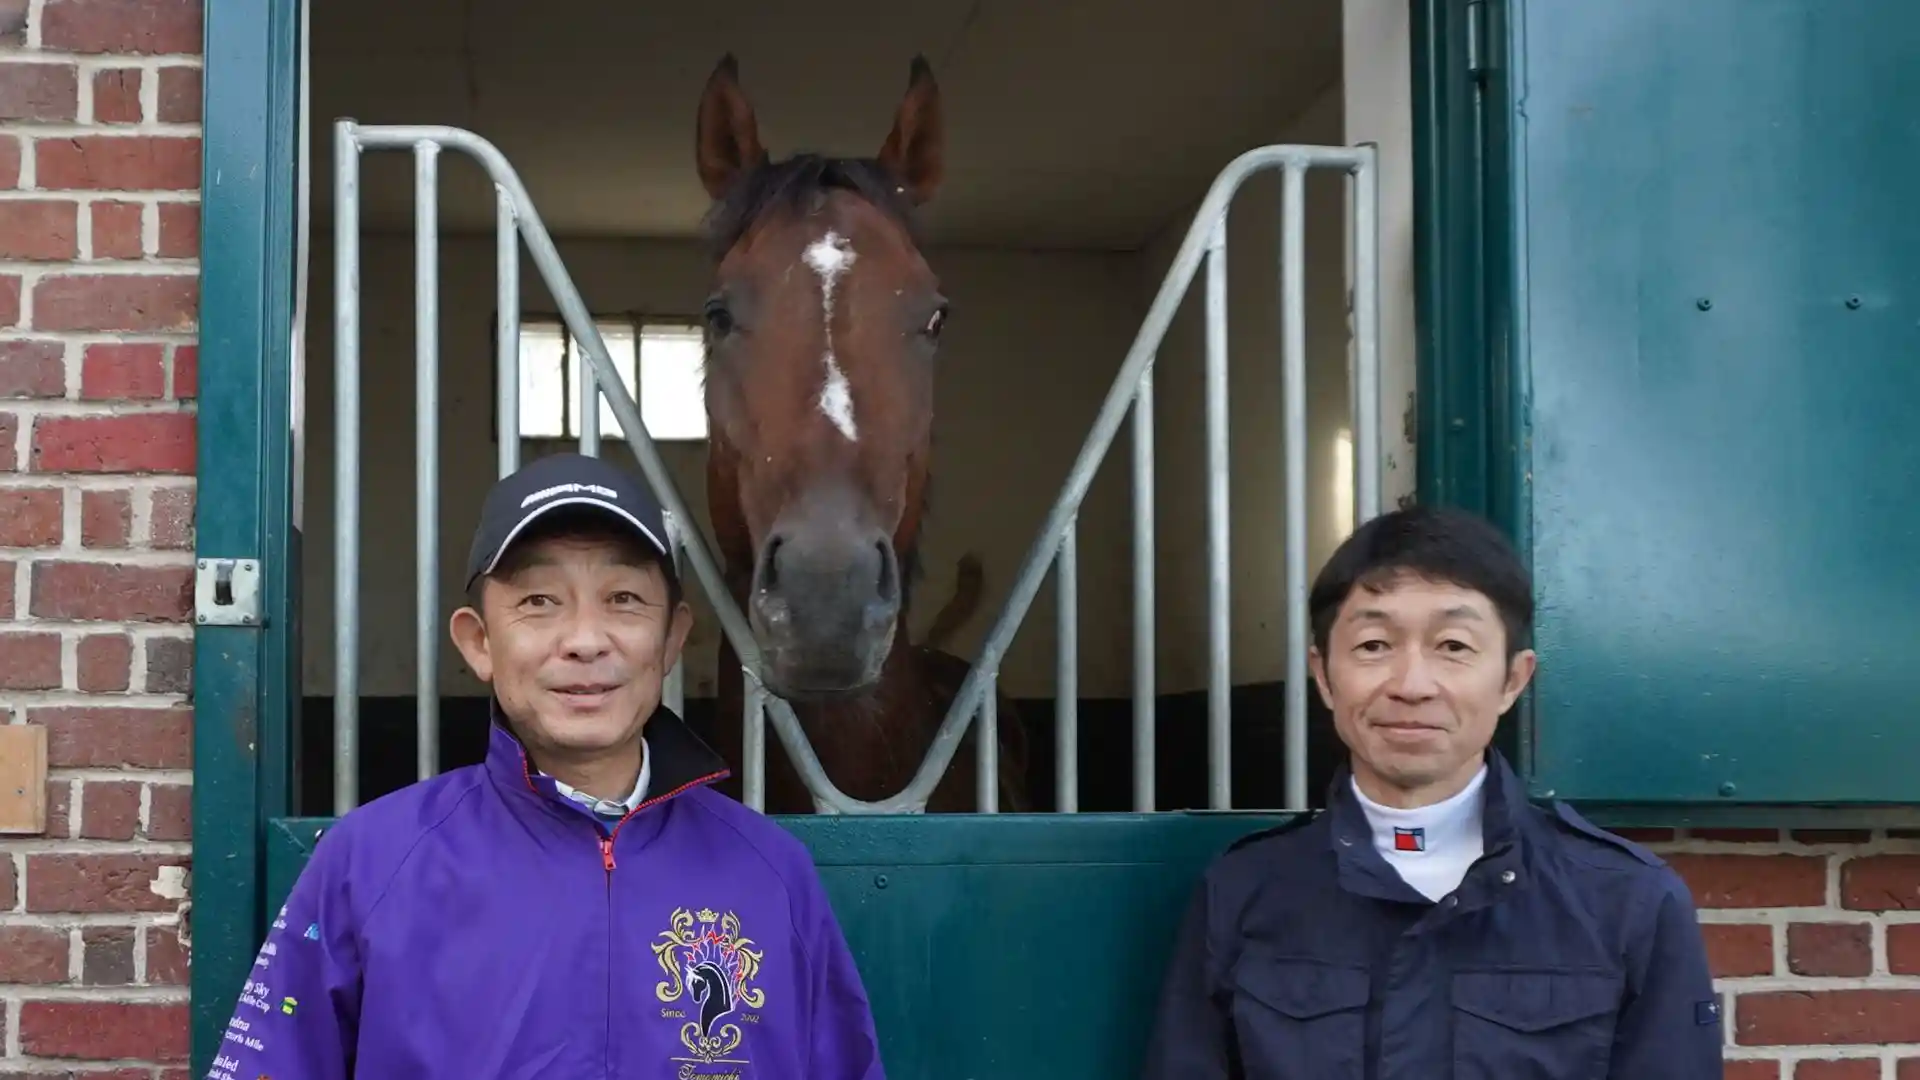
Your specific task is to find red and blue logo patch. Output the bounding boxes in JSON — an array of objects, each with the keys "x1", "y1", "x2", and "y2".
[{"x1": 1392, "y1": 827, "x2": 1426, "y2": 852}]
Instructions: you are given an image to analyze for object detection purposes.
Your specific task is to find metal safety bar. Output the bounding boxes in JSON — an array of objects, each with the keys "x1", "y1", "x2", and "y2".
[
  {"x1": 901, "y1": 143, "x2": 1384, "y2": 814},
  {"x1": 330, "y1": 122, "x2": 1379, "y2": 817},
  {"x1": 335, "y1": 121, "x2": 914, "y2": 815}
]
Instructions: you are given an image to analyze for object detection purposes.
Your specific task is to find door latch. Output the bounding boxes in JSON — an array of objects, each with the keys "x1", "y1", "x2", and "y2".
[{"x1": 195, "y1": 558, "x2": 263, "y2": 627}]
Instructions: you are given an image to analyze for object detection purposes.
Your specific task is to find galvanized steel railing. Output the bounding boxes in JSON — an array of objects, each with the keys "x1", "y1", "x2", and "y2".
[
  {"x1": 330, "y1": 121, "x2": 1380, "y2": 817},
  {"x1": 918, "y1": 145, "x2": 1383, "y2": 814}
]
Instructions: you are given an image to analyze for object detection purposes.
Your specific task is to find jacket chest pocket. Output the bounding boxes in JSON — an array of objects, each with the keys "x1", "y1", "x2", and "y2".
[
  {"x1": 1228, "y1": 957, "x2": 1371, "y2": 1080},
  {"x1": 1450, "y1": 969, "x2": 1622, "y2": 1080}
]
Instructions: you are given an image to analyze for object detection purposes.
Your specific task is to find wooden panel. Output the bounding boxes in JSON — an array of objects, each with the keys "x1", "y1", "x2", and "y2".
[{"x1": 0, "y1": 724, "x2": 49, "y2": 834}]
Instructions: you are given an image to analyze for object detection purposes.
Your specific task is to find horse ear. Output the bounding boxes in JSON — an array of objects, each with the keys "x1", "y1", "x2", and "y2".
[
  {"x1": 877, "y1": 55, "x2": 943, "y2": 205},
  {"x1": 696, "y1": 53, "x2": 766, "y2": 201}
]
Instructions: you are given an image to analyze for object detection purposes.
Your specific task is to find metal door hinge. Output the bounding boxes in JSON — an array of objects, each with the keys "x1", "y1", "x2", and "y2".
[{"x1": 195, "y1": 558, "x2": 263, "y2": 627}]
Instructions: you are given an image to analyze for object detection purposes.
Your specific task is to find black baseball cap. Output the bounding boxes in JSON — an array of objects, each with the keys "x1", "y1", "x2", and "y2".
[{"x1": 464, "y1": 452, "x2": 675, "y2": 590}]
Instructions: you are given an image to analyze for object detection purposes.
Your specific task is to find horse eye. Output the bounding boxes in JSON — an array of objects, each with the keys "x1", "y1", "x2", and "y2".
[
  {"x1": 703, "y1": 297, "x2": 735, "y2": 339},
  {"x1": 923, "y1": 304, "x2": 949, "y2": 340}
]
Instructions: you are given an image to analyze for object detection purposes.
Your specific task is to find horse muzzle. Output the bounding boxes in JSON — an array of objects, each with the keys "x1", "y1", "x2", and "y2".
[{"x1": 747, "y1": 512, "x2": 901, "y2": 700}]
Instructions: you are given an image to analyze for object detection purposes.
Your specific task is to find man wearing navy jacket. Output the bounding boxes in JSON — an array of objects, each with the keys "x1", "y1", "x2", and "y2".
[
  {"x1": 1140, "y1": 504, "x2": 1721, "y2": 1079},
  {"x1": 207, "y1": 452, "x2": 885, "y2": 1079}
]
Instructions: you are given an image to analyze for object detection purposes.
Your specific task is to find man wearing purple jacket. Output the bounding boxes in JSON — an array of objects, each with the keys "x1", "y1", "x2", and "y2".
[{"x1": 206, "y1": 452, "x2": 886, "y2": 1079}]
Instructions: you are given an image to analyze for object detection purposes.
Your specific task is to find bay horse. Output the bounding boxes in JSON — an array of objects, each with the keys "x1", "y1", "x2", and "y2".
[{"x1": 692, "y1": 54, "x2": 1031, "y2": 814}]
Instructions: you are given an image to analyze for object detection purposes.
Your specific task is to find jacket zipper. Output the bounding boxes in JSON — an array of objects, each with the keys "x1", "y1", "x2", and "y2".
[
  {"x1": 515, "y1": 751, "x2": 728, "y2": 1078},
  {"x1": 604, "y1": 821, "x2": 616, "y2": 1080}
]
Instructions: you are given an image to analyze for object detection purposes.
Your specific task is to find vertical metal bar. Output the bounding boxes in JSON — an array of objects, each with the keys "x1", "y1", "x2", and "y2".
[
  {"x1": 496, "y1": 187, "x2": 519, "y2": 479},
  {"x1": 1204, "y1": 216, "x2": 1232, "y2": 810},
  {"x1": 743, "y1": 674, "x2": 766, "y2": 812},
  {"x1": 976, "y1": 674, "x2": 999, "y2": 813},
  {"x1": 1055, "y1": 521, "x2": 1078, "y2": 812},
  {"x1": 1131, "y1": 365, "x2": 1156, "y2": 812},
  {"x1": 1351, "y1": 151, "x2": 1382, "y2": 523},
  {"x1": 577, "y1": 333, "x2": 599, "y2": 455},
  {"x1": 414, "y1": 141, "x2": 440, "y2": 784},
  {"x1": 661, "y1": 511, "x2": 685, "y2": 717},
  {"x1": 332, "y1": 120, "x2": 361, "y2": 816},
  {"x1": 1281, "y1": 163, "x2": 1310, "y2": 812}
]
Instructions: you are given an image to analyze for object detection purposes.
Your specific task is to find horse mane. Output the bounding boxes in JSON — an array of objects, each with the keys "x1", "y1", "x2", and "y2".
[{"x1": 700, "y1": 152, "x2": 923, "y2": 261}]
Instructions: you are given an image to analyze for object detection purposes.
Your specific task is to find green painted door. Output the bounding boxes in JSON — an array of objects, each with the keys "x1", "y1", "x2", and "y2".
[{"x1": 1481, "y1": 0, "x2": 1920, "y2": 805}]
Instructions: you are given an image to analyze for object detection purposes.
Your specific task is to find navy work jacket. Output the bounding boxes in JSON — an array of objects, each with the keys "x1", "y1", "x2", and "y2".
[{"x1": 1140, "y1": 750, "x2": 1722, "y2": 1079}]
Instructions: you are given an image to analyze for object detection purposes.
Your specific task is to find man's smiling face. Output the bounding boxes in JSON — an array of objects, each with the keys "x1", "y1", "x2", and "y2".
[
  {"x1": 450, "y1": 512, "x2": 691, "y2": 766},
  {"x1": 1310, "y1": 570, "x2": 1535, "y2": 807}
]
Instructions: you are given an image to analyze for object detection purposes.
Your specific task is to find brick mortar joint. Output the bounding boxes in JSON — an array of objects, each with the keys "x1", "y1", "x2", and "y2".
[
  {"x1": 0, "y1": 262, "x2": 202, "y2": 276},
  {"x1": 0, "y1": 476, "x2": 199, "y2": 491},
  {"x1": 1725, "y1": 1048, "x2": 1920, "y2": 1060},
  {"x1": 0, "y1": 122, "x2": 203, "y2": 138},
  {"x1": 0, "y1": 986, "x2": 193, "y2": 1003},
  {"x1": 0, "y1": 626, "x2": 195, "y2": 641},
  {"x1": 0, "y1": 191, "x2": 201, "y2": 201},
  {"x1": 45, "y1": 769, "x2": 193, "y2": 783},
  {"x1": 0, "y1": 912, "x2": 188, "y2": 928},
  {"x1": 1717, "y1": 974, "x2": 1920, "y2": 991},
  {"x1": 0, "y1": 545, "x2": 198, "y2": 564},
  {"x1": 0, "y1": 335, "x2": 201, "y2": 353},
  {"x1": 0, "y1": 48, "x2": 204, "y2": 68},
  {"x1": 1700, "y1": 912, "x2": 1920, "y2": 925},
  {"x1": 0, "y1": 839, "x2": 190, "y2": 854},
  {"x1": 0, "y1": 393, "x2": 200, "y2": 409},
  {"x1": 0, "y1": 398, "x2": 201, "y2": 415},
  {"x1": 1652, "y1": 837, "x2": 1920, "y2": 855}
]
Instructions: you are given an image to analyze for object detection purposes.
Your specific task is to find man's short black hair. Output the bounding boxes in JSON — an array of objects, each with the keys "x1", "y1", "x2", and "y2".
[
  {"x1": 463, "y1": 505, "x2": 684, "y2": 614},
  {"x1": 1309, "y1": 503, "x2": 1533, "y2": 658}
]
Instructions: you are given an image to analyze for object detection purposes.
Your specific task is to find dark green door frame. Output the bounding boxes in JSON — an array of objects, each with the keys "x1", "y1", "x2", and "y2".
[
  {"x1": 191, "y1": 0, "x2": 301, "y2": 1073},
  {"x1": 1411, "y1": 0, "x2": 1535, "y2": 773},
  {"x1": 1413, "y1": 0, "x2": 1492, "y2": 517}
]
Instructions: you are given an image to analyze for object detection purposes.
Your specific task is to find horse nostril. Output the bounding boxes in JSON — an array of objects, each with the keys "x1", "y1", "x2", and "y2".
[
  {"x1": 758, "y1": 535, "x2": 785, "y2": 592},
  {"x1": 874, "y1": 539, "x2": 897, "y2": 603}
]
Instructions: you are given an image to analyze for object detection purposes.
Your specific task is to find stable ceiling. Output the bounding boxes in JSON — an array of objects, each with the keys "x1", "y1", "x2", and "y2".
[{"x1": 310, "y1": 0, "x2": 1342, "y2": 250}]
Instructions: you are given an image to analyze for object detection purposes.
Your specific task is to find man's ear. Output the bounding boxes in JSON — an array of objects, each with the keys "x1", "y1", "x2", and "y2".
[
  {"x1": 663, "y1": 601, "x2": 694, "y2": 671},
  {"x1": 1308, "y1": 645, "x2": 1335, "y2": 710},
  {"x1": 449, "y1": 606, "x2": 494, "y2": 683},
  {"x1": 1499, "y1": 648, "x2": 1537, "y2": 713}
]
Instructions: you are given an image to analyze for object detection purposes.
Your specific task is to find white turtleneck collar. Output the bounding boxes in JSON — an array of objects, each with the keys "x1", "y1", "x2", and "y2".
[{"x1": 1351, "y1": 762, "x2": 1489, "y2": 902}]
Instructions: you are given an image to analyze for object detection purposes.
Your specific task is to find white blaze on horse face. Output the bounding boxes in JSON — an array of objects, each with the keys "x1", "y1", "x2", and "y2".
[{"x1": 803, "y1": 230, "x2": 859, "y2": 442}]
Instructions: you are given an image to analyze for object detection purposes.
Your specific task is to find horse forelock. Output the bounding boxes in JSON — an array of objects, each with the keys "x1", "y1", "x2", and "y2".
[{"x1": 700, "y1": 153, "x2": 922, "y2": 262}]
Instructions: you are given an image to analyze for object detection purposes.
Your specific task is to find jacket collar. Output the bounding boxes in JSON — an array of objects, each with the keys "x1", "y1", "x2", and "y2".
[
  {"x1": 1326, "y1": 747, "x2": 1531, "y2": 910},
  {"x1": 483, "y1": 698, "x2": 731, "y2": 821}
]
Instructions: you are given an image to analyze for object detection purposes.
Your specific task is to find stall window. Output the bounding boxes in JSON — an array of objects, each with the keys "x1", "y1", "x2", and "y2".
[{"x1": 517, "y1": 316, "x2": 707, "y2": 442}]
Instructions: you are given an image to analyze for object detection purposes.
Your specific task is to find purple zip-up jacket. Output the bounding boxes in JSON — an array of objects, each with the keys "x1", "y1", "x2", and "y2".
[{"x1": 205, "y1": 705, "x2": 885, "y2": 1080}]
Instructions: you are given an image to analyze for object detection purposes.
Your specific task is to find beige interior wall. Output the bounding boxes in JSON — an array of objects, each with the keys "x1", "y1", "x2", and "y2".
[
  {"x1": 1344, "y1": 0, "x2": 1421, "y2": 512},
  {"x1": 1134, "y1": 86, "x2": 1354, "y2": 693}
]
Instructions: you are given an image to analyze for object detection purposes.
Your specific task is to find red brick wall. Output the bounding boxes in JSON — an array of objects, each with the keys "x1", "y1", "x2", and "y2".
[
  {"x1": 1621, "y1": 829, "x2": 1920, "y2": 1079},
  {"x1": 0, "y1": 0, "x2": 201, "y2": 1076},
  {"x1": 0, "y1": 5, "x2": 1917, "y2": 1080}
]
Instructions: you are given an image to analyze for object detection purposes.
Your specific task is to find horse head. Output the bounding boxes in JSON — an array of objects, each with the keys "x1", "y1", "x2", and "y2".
[{"x1": 694, "y1": 54, "x2": 948, "y2": 704}]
